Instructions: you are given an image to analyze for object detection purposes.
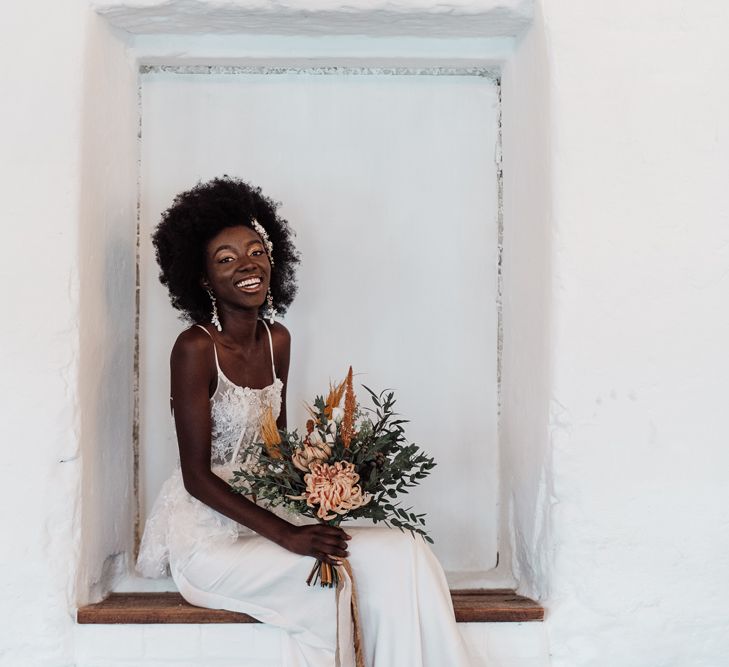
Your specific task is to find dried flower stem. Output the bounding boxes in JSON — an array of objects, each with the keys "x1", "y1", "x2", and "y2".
[
  {"x1": 260, "y1": 406, "x2": 282, "y2": 458},
  {"x1": 306, "y1": 557, "x2": 339, "y2": 588},
  {"x1": 341, "y1": 366, "x2": 356, "y2": 448},
  {"x1": 324, "y1": 379, "x2": 346, "y2": 421}
]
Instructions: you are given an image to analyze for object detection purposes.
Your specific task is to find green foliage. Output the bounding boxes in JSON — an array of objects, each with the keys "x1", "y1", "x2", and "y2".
[{"x1": 230, "y1": 383, "x2": 437, "y2": 542}]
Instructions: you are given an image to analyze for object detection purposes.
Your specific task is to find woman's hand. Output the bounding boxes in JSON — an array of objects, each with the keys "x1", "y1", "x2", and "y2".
[{"x1": 281, "y1": 524, "x2": 352, "y2": 565}]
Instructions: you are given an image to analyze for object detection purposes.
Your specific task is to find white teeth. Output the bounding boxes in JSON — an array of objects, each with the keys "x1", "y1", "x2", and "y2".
[{"x1": 236, "y1": 277, "x2": 261, "y2": 289}]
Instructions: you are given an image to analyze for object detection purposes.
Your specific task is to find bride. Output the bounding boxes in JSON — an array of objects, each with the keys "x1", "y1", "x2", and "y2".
[{"x1": 137, "y1": 176, "x2": 472, "y2": 667}]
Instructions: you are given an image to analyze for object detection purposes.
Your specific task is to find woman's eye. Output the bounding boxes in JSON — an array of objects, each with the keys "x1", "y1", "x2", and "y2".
[{"x1": 218, "y1": 256, "x2": 235, "y2": 263}]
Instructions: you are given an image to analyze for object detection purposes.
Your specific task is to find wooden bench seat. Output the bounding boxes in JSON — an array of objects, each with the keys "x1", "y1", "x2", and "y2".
[{"x1": 77, "y1": 590, "x2": 543, "y2": 624}]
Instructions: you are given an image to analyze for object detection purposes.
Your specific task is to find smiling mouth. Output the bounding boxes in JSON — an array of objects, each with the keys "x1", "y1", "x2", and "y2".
[{"x1": 235, "y1": 276, "x2": 263, "y2": 292}]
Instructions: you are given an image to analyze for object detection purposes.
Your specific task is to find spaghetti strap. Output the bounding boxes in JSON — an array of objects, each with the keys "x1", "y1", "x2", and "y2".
[
  {"x1": 194, "y1": 324, "x2": 221, "y2": 370},
  {"x1": 194, "y1": 323, "x2": 213, "y2": 338},
  {"x1": 260, "y1": 319, "x2": 277, "y2": 381}
]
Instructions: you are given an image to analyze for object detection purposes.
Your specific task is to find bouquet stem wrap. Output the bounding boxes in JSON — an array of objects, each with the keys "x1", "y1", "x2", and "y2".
[{"x1": 334, "y1": 559, "x2": 365, "y2": 667}]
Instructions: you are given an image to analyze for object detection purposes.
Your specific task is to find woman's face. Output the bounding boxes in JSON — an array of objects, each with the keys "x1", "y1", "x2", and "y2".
[{"x1": 203, "y1": 225, "x2": 271, "y2": 312}]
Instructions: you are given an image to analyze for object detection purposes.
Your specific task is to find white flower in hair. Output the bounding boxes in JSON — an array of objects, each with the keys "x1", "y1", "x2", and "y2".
[{"x1": 251, "y1": 218, "x2": 274, "y2": 265}]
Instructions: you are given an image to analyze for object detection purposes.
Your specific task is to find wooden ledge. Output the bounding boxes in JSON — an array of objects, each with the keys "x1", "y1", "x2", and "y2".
[{"x1": 78, "y1": 590, "x2": 543, "y2": 624}]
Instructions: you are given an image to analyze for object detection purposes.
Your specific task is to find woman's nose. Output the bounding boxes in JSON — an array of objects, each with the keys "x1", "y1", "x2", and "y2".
[{"x1": 235, "y1": 256, "x2": 257, "y2": 272}]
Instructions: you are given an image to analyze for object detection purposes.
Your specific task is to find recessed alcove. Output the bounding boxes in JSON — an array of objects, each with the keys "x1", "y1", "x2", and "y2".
[
  {"x1": 139, "y1": 62, "x2": 501, "y2": 586},
  {"x1": 77, "y1": 1, "x2": 551, "y2": 654},
  {"x1": 11, "y1": 1, "x2": 724, "y2": 665}
]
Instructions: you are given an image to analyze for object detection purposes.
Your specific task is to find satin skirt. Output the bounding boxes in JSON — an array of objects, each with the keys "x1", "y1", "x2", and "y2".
[{"x1": 170, "y1": 526, "x2": 472, "y2": 667}]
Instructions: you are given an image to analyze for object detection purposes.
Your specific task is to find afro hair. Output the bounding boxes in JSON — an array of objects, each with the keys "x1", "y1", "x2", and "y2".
[{"x1": 152, "y1": 176, "x2": 300, "y2": 323}]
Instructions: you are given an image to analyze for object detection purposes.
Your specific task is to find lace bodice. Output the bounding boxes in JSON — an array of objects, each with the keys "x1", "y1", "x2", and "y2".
[
  {"x1": 181, "y1": 321, "x2": 283, "y2": 479},
  {"x1": 208, "y1": 369, "x2": 282, "y2": 478},
  {"x1": 136, "y1": 320, "x2": 294, "y2": 579}
]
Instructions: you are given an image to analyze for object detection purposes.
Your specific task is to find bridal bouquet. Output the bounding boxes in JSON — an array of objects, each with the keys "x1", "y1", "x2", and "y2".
[{"x1": 230, "y1": 367, "x2": 436, "y2": 588}]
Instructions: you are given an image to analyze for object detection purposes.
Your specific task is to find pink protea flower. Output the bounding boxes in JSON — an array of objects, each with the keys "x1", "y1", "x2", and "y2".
[{"x1": 301, "y1": 461, "x2": 372, "y2": 521}]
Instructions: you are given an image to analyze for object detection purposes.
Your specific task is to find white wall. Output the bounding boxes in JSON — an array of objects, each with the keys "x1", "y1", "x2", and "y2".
[
  {"x1": 0, "y1": 3, "x2": 137, "y2": 665},
  {"x1": 5, "y1": 0, "x2": 729, "y2": 665},
  {"x1": 76, "y1": 13, "x2": 139, "y2": 605},
  {"x1": 523, "y1": 1, "x2": 729, "y2": 665},
  {"x1": 93, "y1": 0, "x2": 534, "y2": 37},
  {"x1": 71, "y1": 621, "x2": 550, "y2": 667},
  {"x1": 499, "y1": 3, "x2": 553, "y2": 601},
  {"x1": 0, "y1": 5, "x2": 84, "y2": 662}
]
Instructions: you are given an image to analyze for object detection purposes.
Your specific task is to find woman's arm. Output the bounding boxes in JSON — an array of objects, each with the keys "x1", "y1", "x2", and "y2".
[{"x1": 170, "y1": 327, "x2": 350, "y2": 563}]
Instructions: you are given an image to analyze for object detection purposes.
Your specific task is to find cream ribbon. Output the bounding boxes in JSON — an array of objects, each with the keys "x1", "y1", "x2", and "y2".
[{"x1": 335, "y1": 560, "x2": 365, "y2": 667}]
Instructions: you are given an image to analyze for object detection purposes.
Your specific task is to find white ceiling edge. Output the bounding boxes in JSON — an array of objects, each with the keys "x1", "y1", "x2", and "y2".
[{"x1": 92, "y1": 0, "x2": 534, "y2": 38}]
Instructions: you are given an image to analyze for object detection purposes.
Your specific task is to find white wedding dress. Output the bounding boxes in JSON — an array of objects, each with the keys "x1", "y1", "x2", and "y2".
[{"x1": 137, "y1": 321, "x2": 472, "y2": 667}]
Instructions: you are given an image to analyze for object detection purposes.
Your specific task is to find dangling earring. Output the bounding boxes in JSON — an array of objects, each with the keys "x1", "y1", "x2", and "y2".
[
  {"x1": 266, "y1": 289, "x2": 278, "y2": 325},
  {"x1": 207, "y1": 288, "x2": 222, "y2": 332}
]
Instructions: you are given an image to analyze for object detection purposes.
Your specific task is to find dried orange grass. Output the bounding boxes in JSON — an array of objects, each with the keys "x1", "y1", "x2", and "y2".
[
  {"x1": 324, "y1": 378, "x2": 346, "y2": 420},
  {"x1": 341, "y1": 366, "x2": 356, "y2": 448},
  {"x1": 260, "y1": 406, "x2": 282, "y2": 459}
]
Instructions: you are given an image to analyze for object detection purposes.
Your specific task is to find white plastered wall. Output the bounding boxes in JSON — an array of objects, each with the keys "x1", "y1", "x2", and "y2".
[
  {"x1": 76, "y1": 13, "x2": 139, "y2": 605},
  {"x1": 537, "y1": 2, "x2": 729, "y2": 665},
  {"x1": 0, "y1": 2, "x2": 138, "y2": 665},
  {"x1": 4, "y1": 0, "x2": 729, "y2": 665},
  {"x1": 499, "y1": 3, "x2": 553, "y2": 602},
  {"x1": 500, "y1": 4, "x2": 729, "y2": 664}
]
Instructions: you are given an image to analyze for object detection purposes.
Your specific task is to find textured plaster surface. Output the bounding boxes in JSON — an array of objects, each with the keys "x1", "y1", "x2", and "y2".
[
  {"x1": 72, "y1": 621, "x2": 550, "y2": 666},
  {"x1": 76, "y1": 11, "x2": 139, "y2": 606},
  {"x1": 93, "y1": 0, "x2": 534, "y2": 37},
  {"x1": 498, "y1": 2, "x2": 729, "y2": 664},
  {"x1": 1, "y1": 3, "x2": 88, "y2": 664},
  {"x1": 499, "y1": 3, "x2": 552, "y2": 603},
  {"x1": 4, "y1": 0, "x2": 729, "y2": 664},
  {"x1": 0, "y1": 3, "x2": 137, "y2": 666},
  {"x1": 537, "y1": 1, "x2": 729, "y2": 665}
]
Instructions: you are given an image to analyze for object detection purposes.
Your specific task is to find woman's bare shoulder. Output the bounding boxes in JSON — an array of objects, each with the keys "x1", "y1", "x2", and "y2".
[
  {"x1": 268, "y1": 321, "x2": 291, "y2": 377},
  {"x1": 269, "y1": 321, "x2": 291, "y2": 345},
  {"x1": 171, "y1": 325, "x2": 215, "y2": 365}
]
